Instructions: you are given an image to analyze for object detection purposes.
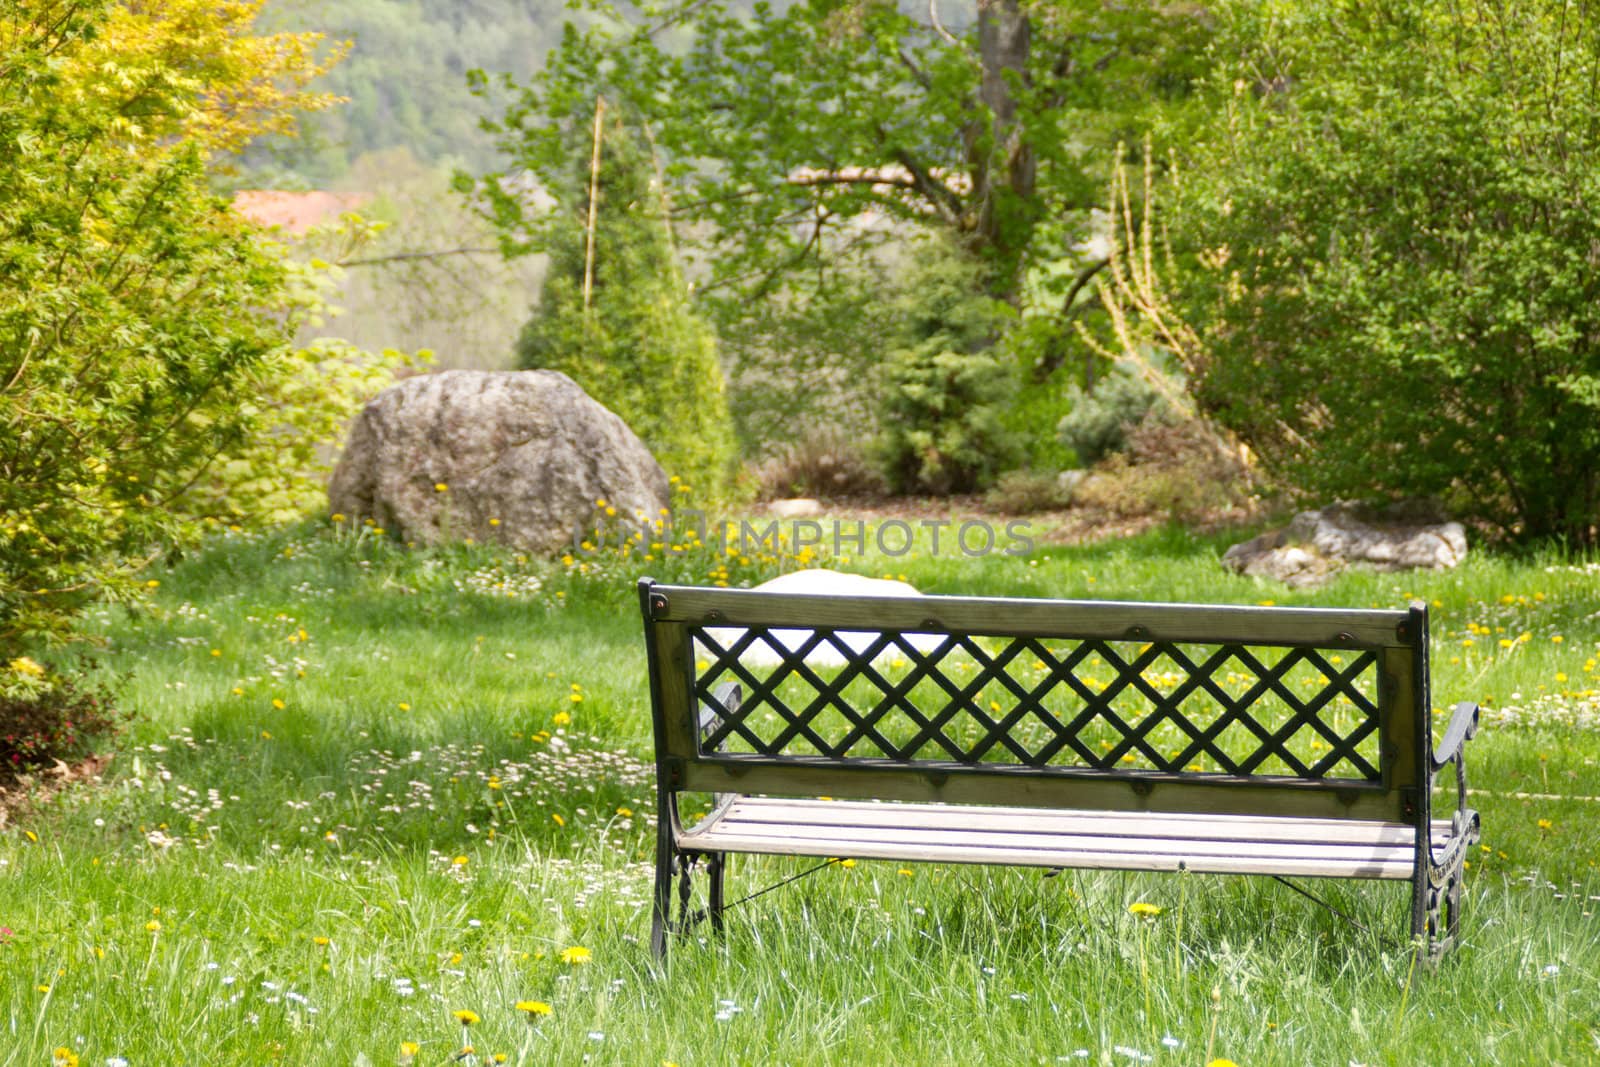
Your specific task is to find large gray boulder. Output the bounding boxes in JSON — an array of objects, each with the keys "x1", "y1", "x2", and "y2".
[
  {"x1": 328, "y1": 370, "x2": 669, "y2": 553},
  {"x1": 1222, "y1": 503, "x2": 1468, "y2": 587}
]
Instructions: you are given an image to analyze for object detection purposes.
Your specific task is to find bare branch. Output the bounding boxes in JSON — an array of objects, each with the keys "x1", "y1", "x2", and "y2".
[
  {"x1": 929, "y1": 0, "x2": 961, "y2": 48},
  {"x1": 339, "y1": 247, "x2": 500, "y2": 267}
]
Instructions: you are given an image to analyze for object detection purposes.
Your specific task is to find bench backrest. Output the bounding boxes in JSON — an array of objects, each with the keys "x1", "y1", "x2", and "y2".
[{"x1": 639, "y1": 579, "x2": 1434, "y2": 823}]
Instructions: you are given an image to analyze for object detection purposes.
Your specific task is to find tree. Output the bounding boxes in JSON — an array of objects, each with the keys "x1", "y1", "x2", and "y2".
[
  {"x1": 0, "y1": 0, "x2": 351, "y2": 648},
  {"x1": 515, "y1": 109, "x2": 736, "y2": 498},
  {"x1": 471, "y1": 0, "x2": 1204, "y2": 320},
  {"x1": 1168, "y1": 1, "x2": 1600, "y2": 545},
  {"x1": 878, "y1": 243, "x2": 1017, "y2": 492}
]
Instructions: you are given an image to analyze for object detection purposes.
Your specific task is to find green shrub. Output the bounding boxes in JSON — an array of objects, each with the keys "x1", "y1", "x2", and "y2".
[
  {"x1": 1056, "y1": 359, "x2": 1172, "y2": 466},
  {"x1": 750, "y1": 423, "x2": 886, "y2": 500},
  {"x1": 878, "y1": 247, "x2": 1018, "y2": 494},
  {"x1": 1074, "y1": 413, "x2": 1254, "y2": 523},
  {"x1": 1177, "y1": 0, "x2": 1600, "y2": 544},
  {"x1": 993, "y1": 315, "x2": 1094, "y2": 472},
  {"x1": 0, "y1": 0, "x2": 364, "y2": 650},
  {"x1": 514, "y1": 114, "x2": 737, "y2": 501},
  {"x1": 983, "y1": 469, "x2": 1075, "y2": 514},
  {"x1": 185, "y1": 235, "x2": 426, "y2": 527},
  {"x1": 1, "y1": 657, "x2": 127, "y2": 782}
]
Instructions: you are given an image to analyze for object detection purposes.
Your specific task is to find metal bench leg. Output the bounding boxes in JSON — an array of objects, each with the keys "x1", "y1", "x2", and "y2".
[
  {"x1": 707, "y1": 852, "x2": 726, "y2": 936},
  {"x1": 650, "y1": 817, "x2": 676, "y2": 961}
]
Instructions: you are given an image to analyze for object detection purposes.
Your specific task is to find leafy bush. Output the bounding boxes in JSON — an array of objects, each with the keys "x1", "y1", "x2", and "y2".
[
  {"x1": 0, "y1": 0, "x2": 356, "y2": 650},
  {"x1": 510, "y1": 114, "x2": 737, "y2": 501},
  {"x1": 750, "y1": 424, "x2": 886, "y2": 501},
  {"x1": 185, "y1": 230, "x2": 425, "y2": 527},
  {"x1": 995, "y1": 317, "x2": 1086, "y2": 473},
  {"x1": 1056, "y1": 359, "x2": 1172, "y2": 466},
  {"x1": 1, "y1": 657, "x2": 127, "y2": 782},
  {"x1": 984, "y1": 469, "x2": 1076, "y2": 514},
  {"x1": 1075, "y1": 413, "x2": 1254, "y2": 523},
  {"x1": 878, "y1": 247, "x2": 1018, "y2": 494},
  {"x1": 1175, "y1": 1, "x2": 1600, "y2": 544}
]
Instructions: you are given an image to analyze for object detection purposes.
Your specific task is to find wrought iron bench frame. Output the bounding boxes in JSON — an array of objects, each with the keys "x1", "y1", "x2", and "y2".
[{"x1": 638, "y1": 578, "x2": 1480, "y2": 960}]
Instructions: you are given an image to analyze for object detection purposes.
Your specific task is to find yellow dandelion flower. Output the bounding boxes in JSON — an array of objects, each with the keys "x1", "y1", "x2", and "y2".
[
  {"x1": 331, "y1": 513, "x2": 346, "y2": 523},
  {"x1": 145, "y1": 579, "x2": 160, "y2": 589},
  {"x1": 400, "y1": 1042, "x2": 420, "y2": 1058},
  {"x1": 553, "y1": 711, "x2": 571, "y2": 726},
  {"x1": 398, "y1": 702, "x2": 411, "y2": 712},
  {"x1": 836, "y1": 858, "x2": 856, "y2": 869},
  {"x1": 1207, "y1": 1060, "x2": 1239, "y2": 1067},
  {"x1": 517, "y1": 1000, "x2": 552, "y2": 1015},
  {"x1": 1128, "y1": 902, "x2": 1162, "y2": 918},
  {"x1": 145, "y1": 920, "x2": 161, "y2": 932},
  {"x1": 260, "y1": 730, "x2": 272, "y2": 740},
  {"x1": 313, "y1": 936, "x2": 330, "y2": 946},
  {"x1": 452, "y1": 1008, "x2": 480, "y2": 1026},
  {"x1": 435, "y1": 483, "x2": 449, "y2": 492},
  {"x1": 1538, "y1": 818, "x2": 1553, "y2": 830},
  {"x1": 272, "y1": 699, "x2": 285, "y2": 710},
  {"x1": 569, "y1": 692, "x2": 583, "y2": 703},
  {"x1": 559, "y1": 945, "x2": 591, "y2": 964},
  {"x1": 452, "y1": 855, "x2": 469, "y2": 866},
  {"x1": 52, "y1": 1048, "x2": 78, "y2": 1067},
  {"x1": 552, "y1": 813, "x2": 565, "y2": 826}
]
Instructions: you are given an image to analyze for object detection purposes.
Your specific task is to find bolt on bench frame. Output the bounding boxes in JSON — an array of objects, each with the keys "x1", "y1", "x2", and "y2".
[{"x1": 638, "y1": 578, "x2": 1481, "y2": 960}]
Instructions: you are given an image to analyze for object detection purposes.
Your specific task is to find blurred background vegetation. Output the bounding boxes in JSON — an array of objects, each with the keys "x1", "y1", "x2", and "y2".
[{"x1": 7, "y1": 0, "x2": 1600, "y2": 691}]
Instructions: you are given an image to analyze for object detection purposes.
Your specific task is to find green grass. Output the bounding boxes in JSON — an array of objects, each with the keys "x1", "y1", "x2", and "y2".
[{"x1": 4, "y1": 517, "x2": 1599, "y2": 1065}]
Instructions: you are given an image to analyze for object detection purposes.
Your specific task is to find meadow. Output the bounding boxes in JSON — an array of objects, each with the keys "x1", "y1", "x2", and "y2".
[{"x1": 4, "y1": 516, "x2": 1599, "y2": 1066}]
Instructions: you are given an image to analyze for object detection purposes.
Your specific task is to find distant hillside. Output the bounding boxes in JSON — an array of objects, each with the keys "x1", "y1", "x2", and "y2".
[{"x1": 245, "y1": 0, "x2": 581, "y2": 182}]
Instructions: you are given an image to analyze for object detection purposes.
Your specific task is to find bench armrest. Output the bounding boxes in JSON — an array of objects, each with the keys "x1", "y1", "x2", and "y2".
[{"x1": 1430, "y1": 701, "x2": 1479, "y2": 772}]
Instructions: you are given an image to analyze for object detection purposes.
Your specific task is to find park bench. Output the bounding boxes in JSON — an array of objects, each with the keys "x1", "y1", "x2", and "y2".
[{"x1": 638, "y1": 578, "x2": 1480, "y2": 960}]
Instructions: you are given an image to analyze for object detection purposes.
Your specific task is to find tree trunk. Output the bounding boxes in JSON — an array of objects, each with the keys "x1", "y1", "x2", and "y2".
[{"x1": 967, "y1": 0, "x2": 1035, "y2": 303}]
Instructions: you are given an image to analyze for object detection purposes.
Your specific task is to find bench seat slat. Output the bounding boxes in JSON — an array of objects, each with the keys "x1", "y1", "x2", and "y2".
[
  {"x1": 679, "y1": 797, "x2": 1455, "y2": 881},
  {"x1": 707, "y1": 796, "x2": 1449, "y2": 847}
]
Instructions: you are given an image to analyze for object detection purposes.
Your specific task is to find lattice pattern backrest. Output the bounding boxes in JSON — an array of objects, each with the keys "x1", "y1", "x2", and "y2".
[{"x1": 689, "y1": 623, "x2": 1385, "y2": 782}]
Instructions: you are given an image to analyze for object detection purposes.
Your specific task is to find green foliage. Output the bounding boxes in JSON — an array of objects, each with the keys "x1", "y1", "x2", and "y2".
[
  {"x1": 1177, "y1": 0, "x2": 1600, "y2": 544},
  {"x1": 472, "y1": 0, "x2": 1206, "y2": 323},
  {"x1": 983, "y1": 468, "x2": 1074, "y2": 514},
  {"x1": 0, "y1": 0, "x2": 406, "y2": 649},
  {"x1": 1056, "y1": 360, "x2": 1171, "y2": 467},
  {"x1": 0, "y1": 655, "x2": 126, "y2": 782},
  {"x1": 0, "y1": 0, "x2": 292, "y2": 647},
  {"x1": 186, "y1": 223, "x2": 426, "y2": 526},
  {"x1": 993, "y1": 318, "x2": 1085, "y2": 472},
  {"x1": 514, "y1": 115, "x2": 736, "y2": 500},
  {"x1": 878, "y1": 249, "x2": 1018, "y2": 493}
]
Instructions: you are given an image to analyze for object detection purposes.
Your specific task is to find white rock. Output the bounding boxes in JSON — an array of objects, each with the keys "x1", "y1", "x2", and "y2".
[{"x1": 699, "y1": 569, "x2": 948, "y2": 667}]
